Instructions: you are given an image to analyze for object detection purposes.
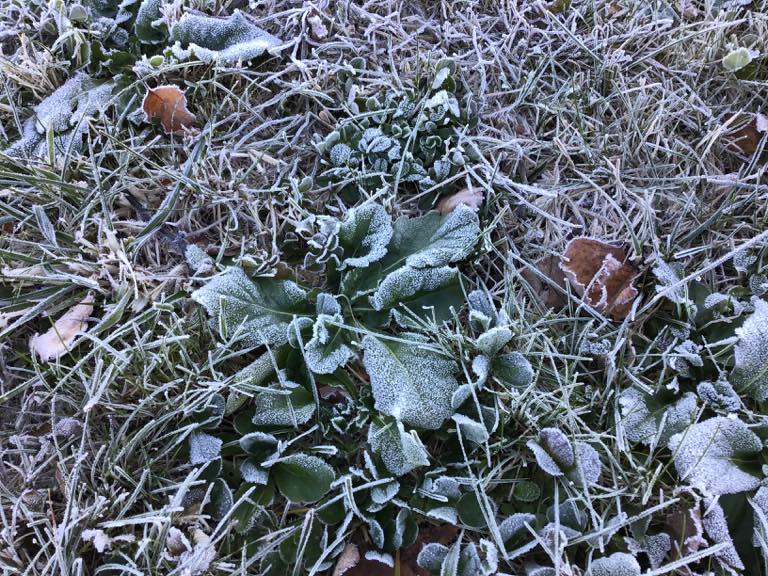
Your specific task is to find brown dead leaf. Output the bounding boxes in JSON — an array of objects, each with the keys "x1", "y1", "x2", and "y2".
[
  {"x1": 30, "y1": 294, "x2": 94, "y2": 361},
  {"x1": 726, "y1": 112, "x2": 767, "y2": 155},
  {"x1": 520, "y1": 255, "x2": 568, "y2": 310},
  {"x1": 332, "y1": 543, "x2": 360, "y2": 576},
  {"x1": 436, "y1": 188, "x2": 483, "y2": 215},
  {"x1": 559, "y1": 238, "x2": 638, "y2": 320},
  {"x1": 142, "y1": 85, "x2": 196, "y2": 135}
]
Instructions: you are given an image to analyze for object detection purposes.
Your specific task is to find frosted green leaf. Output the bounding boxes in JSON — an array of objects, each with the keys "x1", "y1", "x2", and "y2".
[
  {"x1": 417, "y1": 543, "x2": 449, "y2": 572},
  {"x1": 588, "y1": 552, "x2": 640, "y2": 576},
  {"x1": 362, "y1": 333, "x2": 459, "y2": 429},
  {"x1": 251, "y1": 385, "x2": 314, "y2": 427},
  {"x1": 304, "y1": 296, "x2": 352, "y2": 374},
  {"x1": 170, "y1": 10, "x2": 282, "y2": 65},
  {"x1": 697, "y1": 379, "x2": 741, "y2": 412},
  {"x1": 619, "y1": 389, "x2": 697, "y2": 446},
  {"x1": 368, "y1": 418, "x2": 429, "y2": 476},
  {"x1": 500, "y1": 513, "x2": 536, "y2": 543},
  {"x1": 135, "y1": 0, "x2": 165, "y2": 43},
  {"x1": 330, "y1": 143, "x2": 352, "y2": 166},
  {"x1": 452, "y1": 414, "x2": 489, "y2": 444},
  {"x1": 723, "y1": 47, "x2": 756, "y2": 72},
  {"x1": 751, "y1": 486, "x2": 768, "y2": 547},
  {"x1": 383, "y1": 205, "x2": 480, "y2": 270},
  {"x1": 475, "y1": 326, "x2": 513, "y2": 356},
  {"x1": 702, "y1": 497, "x2": 744, "y2": 573},
  {"x1": 653, "y1": 259, "x2": 692, "y2": 307},
  {"x1": 732, "y1": 299, "x2": 768, "y2": 401},
  {"x1": 370, "y1": 265, "x2": 462, "y2": 326},
  {"x1": 338, "y1": 203, "x2": 393, "y2": 269},
  {"x1": 191, "y1": 268, "x2": 310, "y2": 346},
  {"x1": 425, "y1": 89, "x2": 461, "y2": 118},
  {"x1": 272, "y1": 453, "x2": 334, "y2": 503},
  {"x1": 492, "y1": 352, "x2": 534, "y2": 388},
  {"x1": 528, "y1": 428, "x2": 601, "y2": 485},
  {"x1": 667, "y1": 416, "x2": 762, "y2": 494},
  {"x1": 189, "y1": 431, "x2": 222, "y2": 465}
]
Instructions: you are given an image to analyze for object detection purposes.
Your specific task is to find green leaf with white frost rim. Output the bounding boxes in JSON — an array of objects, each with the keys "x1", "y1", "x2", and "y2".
[
  {"x1": 722, "y1": 47, "x2": 755, "y2": 72},
  {"x1": 368, "y1": 418, "x2": 429, "y2": 476},
  {"x1": 338, "y1": 203, "x2": 393, "y2": 268},
  {"x1": 492, "y1": 352, "x2": 533, "y2": 387},
  {"x1": 588, "y1": 552, "x2": 641, "y2": 576},
  {"x1": 191, "y1": 268, "x2": 310, "y2": 346},
  {"x1": 170, "y1": 10, "x2": 282, "y2": 64},
  {"x1": 362, "y1": 333, "x2": 459, "y2": 429},
  {"x1": 251, "y1": 385, "x2": 314, "y2": 427},
  {"x1": 272, "y1": 453, "x2": 335, "y2": 503},
  {"x1": 667, "y1": 416, "x2": 762, "y2": 495},
  {"x1": 382, "y1": 204, "x2": 480, "y2": 271},
  {"x1": 618, "y1": 388, "x2": 697, "y2": 447},
  {"x1": 370, "y1": 265, "x2": 462, "y2": 326},
  {"x1": 732, "y1": 299, "x2": 768, "y2": 401}
]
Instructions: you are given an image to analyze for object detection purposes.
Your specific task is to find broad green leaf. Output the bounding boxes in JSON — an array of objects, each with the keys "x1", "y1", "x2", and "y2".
[
  {"x1": 189, "y1": 431, "x2": 222, "y2": 465},
  {"x1": 273, "y1": 453, "x2": 335, "y2": 503},
  {"x1": 722, "y1": 47, "x2": 755, "y2": 72},
  {"x1": 362, "y1": 333, "x2": 459, "y2": 429},
  {"x1": 368, "y1": 418, "x2": 429, "y2": 476},
  {"x1": 491, "y1": 352, "x2": 534, "y2": 388},
  {"x1": 251, "y1": 384, "x2": 315, "y2": 427},
  {"x1": 382, "y1": 205, "x2": 480, "y2": 271},
  {"x1": 667, "y1": 416, "x2": 762, "y2": 494},
  {"x1": 170, "y1": 10, "x2": 282, "y2": 64},
  {"x1": 527, "y1": 428, "x2": 601, "y2": 486},
  {"x1": 303, "y1": 295, "x2": 353, "y2": 374},
  {"x1": 338, "y1": 203, "x2": 393, "y2": 268},
  {"x1": 475, "y1": 326, "x2": 513, "y2": 356},
  {"x1": 732, "y1": 299, "x2": 768, "y2": 401},
  {"x1": 369, "y1": 265, "x2": 462, "y2": 326},
  {"x1": 588, "y1": 552, "x2": 640, "y2": 576},
  {"x1": 619, "y1": 388, "x2": 697, "y2": 447},
  {"x1": 192, "y1": 268, "x2": 310, "y2": 347},
  {"x1": 135, "y1": 0, "x2": 165, "y2": 43}
]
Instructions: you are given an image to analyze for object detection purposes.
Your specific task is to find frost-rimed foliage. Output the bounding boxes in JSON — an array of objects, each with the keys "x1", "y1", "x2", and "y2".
[
  {"x1": 313, "y1": 59, "x2": 478, "y2": 203},
  {"x1": 732, "y1": 298, "x2": 768, "y2": 401}
]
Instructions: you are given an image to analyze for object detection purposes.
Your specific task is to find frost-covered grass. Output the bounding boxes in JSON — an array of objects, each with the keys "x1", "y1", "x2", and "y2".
[{"x1": 2, "y1": 0, "x2": 768, "y2": 575}]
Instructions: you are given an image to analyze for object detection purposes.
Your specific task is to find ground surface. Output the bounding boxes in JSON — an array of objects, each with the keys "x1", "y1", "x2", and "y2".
[{"x1": 2, "y1": 1, "x2": 768, "y2": 575}]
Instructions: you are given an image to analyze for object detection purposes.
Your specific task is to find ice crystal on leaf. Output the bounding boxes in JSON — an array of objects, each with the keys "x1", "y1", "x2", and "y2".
[
  {"x1": 587, "y1": 552, "x2": 641, "y2": 576},
  {"x1": 170, "y1": 11, "x2": 282, "y2": 65},
  {"x1": 619, "y1": 388, "x2": 697, "y2": 447},
  {"x1": 189, "y1": 431, "x2": 222, "y2": 465},
  {"x1": 527, "y1": 428, "x2": 601, "y2": 486},
  {"x1": 338, "y1": 203, "x2": 393, "y2": 269},
  {"x1": 732, "y1": 298, "x2": 768, "y2": 401},
  {"x1": 667, "y1": 416, "x2": 762, "y2": 494},
  {"x1": 368, "y1": 418, "x2": 429, "y2": 476},
  {"x1": 385, "y1": 205, "x2": 480, "y2": 269},
  {"x1": 251, "y1": 384, "x2": 315, "y2": 427},
  {"x1": 362, "y1": 333, "x2": 459, "y2": 429},
  {"x1": 702, "y1": 497, "x2": 745, "y2": 573},
  {"x1": 191, "y1": 268, "x2": 310, "y2": 346},
  {"x1": 697, "y1": 379, "x2": 741, "y2": 412}
]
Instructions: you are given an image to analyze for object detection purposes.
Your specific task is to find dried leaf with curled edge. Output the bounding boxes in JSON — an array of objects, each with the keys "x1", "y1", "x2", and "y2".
[
  {"x1": 559, "y1": 237, "x2": 638, "y2": 320},
  {"x1": 142, "y1": 85, "x2": 196, "y2": 135},
  {"x1": 726, "y1": 112, "x2": 767, "y2": 155},
  {"x1": 30, "y1": 294, "x2": 94, "y2": 361},
  {"x1": 436, "y1": 187, "x2": 483, "y2": 215}
]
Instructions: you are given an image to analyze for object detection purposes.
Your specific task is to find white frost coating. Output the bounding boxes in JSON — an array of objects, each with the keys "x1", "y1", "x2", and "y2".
[
  {"x1": 667, "y1": 416, "x2": 762, "y2": 494},
  {"x1": 364, "y1": 550, "x2": 394, "y2": 567},
  {"x1": 417, "y1": 543, "x2": 449, "y2": 572},
  {"x1": 625, "y1": 532, "x2": 669, "y2": 570},
  {"x1": 191, "y1": 267, "x2": 308, "y2": 346},
  {"x1": 170, "y1": 10, "x2": 282, "y2": 65},
  {"x1": 251, "y1": 386, "x2": 314, "y2": 427},
  {"x1": 240, "y1": 459, "x2": 269, "y2": 484},
  {"x1": 452, "y1": 414, "x2": 489, "y2": 443},
  {"x1": 189, "y1": 431, "x2": 222, "y2": 465},
  {"x1": 493, "y1": 352, "x2": 534, "y2": 388},
  {"x1": 34, "y1": 74, "x2": 109, "y2": 132},
  {"x1": 389, "y1": 204, "x2": 480, "y2": 269},
  {"x1": 330, "y1": 143, "x2": 352, "y2": 166},
  {"x1": 362, "y1": 333, "x2": 459, "y2": 429},
  {"x1": 304, "y1": 298, "x2": 353, "y2": 374},
  {"x1": 697, "y1": 379, "x2": 741, "y2": 412},
  {"x1": 732, "y1": 298, "x2": 768, "y2": 401},
  {"x1": 368, "y1": 419, "x2": 429, "y2": 476},
  {"x1": 426, "y1": 506, "x2": 458, "y2": 524},
  {"x1": 702, "y1": 497, "x2": 745, "y2": 573},
  {"x1": 475, "y1": 326, "x2": 513, "y2": 356},
  {"x1": 370, "y1": 265, "x2": 457, "y2": 312},
  {"x1": 338, "y1": 203, "x2": 393, "y2": 269},
  {"x1": 528, "y1": 428, "x2": 601, "y2": 485},
  {"x1": 572, "y1": 442, "x2": 601, "y2": 486},
  {"x1": 653, "y1": 259, "x2": 692, "y2": 306},
  {"x1": 619, "y1": 388, "x2": 697, "y2": 446},
  {"x1": 499, "y1": 513, "x2": 536, "y2": 542},
  {"x1": 539, "y1": 428, "x2": 575, "y2": 468},
  {"x1": 587, "y1": 552, "x2": 641, "y2": 576},
  {"x1": 752, "y1": 486, "x2": 768, "y2": 547}
]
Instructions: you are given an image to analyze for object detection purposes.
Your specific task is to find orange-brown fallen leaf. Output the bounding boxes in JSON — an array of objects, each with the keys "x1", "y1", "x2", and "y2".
[
  {"x1": 436, "y1": 188, "x2": 483, "y2": 215},
  {"x1": 142, "y1": 85, "x2": 197, "y2": 135},
  {"x1": 727, "y1": 112, "x2": 767, "y2": 155},
  {"x1": 30, "y1": 294, "x2": 94, "y2": 361},
  {"x1": 559, "y1": 238, "x2": 638, "y2": 320}
]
